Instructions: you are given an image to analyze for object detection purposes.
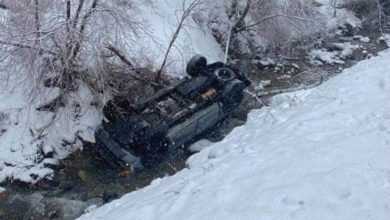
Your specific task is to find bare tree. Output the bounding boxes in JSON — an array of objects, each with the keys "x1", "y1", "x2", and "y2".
[
  {"x1": 0, "y1": 0, "x2": 143, "y2": 98},
  {"x1": 222, "y1": 0, "x2": 322, "y2": 56},
  {"x1": 156, "y1": 0, "x2": 204, "y2": 81}
]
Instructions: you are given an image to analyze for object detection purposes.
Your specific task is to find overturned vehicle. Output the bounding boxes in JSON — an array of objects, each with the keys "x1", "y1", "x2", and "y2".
[{"x1": 93, "y1": 55, "x2": 251, "y2": 170}]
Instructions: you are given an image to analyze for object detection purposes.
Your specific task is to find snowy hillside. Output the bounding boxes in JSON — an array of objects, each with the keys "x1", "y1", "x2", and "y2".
[{"x1": 79, "y1": 50, "x2": 390, "y2": 220}]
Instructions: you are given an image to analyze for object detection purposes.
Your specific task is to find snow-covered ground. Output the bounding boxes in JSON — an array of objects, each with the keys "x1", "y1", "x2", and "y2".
[
  {"x1": 79, "y1": 50, "x2": 390, "y2": 220},
  {"x1": 124, "y1": 0, "x2": 224, "y2": 78},
  {"x1": 0, "y1": 0, "x2": 223, "y2": 184},
  {"x1": 0, "y1": 77, "x2": 102, "y2": 183}
]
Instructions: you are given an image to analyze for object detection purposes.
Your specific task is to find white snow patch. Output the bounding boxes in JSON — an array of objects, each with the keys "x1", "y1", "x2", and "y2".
[
  {"x1": 360, "y1": 37, "x2": 370, "y2": 43},
  {"x1": 309, "y1": 42, "x2": 360, "y2": 64},
  {"x1": 124, "y1": 0, "x2": 224, "y2": 78},
  {"x1": 188, "y1": 139, "x2": 213, "y2": 153},
  {"x1": 309, "y1": 49, "x2": 344, "y2": 65},
  {"x1": 255, "y1": 80, "x2": 272, "y2": 90},
  {"x1": 332, "y1": 42, "x2": 360, "y2": 59},
  {"x1": 0, "y1": 74, "x2": 102, "y2": 183},
  {"x1": 260, "y1": 58, "x2": 276, "y2": 67},
  {"x1": 0, "y1": 186, "x2": 5, "y2": 193},
  {"x1": 79, "y1": 50, "x2": 390, "y2": 220}
]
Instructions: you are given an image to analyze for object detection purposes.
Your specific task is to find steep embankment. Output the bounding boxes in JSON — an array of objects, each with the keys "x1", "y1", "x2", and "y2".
[{"x1": 80, "y1": 49, "x2": 390, "y2": 220}]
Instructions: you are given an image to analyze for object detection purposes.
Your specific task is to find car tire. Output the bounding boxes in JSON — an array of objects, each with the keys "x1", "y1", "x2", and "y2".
[
  {"x1": 222, "y1": 80, "x2": 245, "y2": 107},
  {"x1": 186, "y1": 54, "x2": 207, "y2": 77},
  {"x1": 214, "y1": 67, "x2": 236, "y2": 83}
]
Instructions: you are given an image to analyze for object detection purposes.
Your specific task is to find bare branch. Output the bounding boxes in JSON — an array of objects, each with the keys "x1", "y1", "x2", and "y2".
[
  {"x1": 0, "y1": 39, "x2": 56, "y2": 55},
  {"x1": 105, "y1": 44, "x2": 134, "y2": 68},
  {"x1": 156, "y1": 0, "x2": 203, "y2": 81},
  {"x1": 238, "y1": 14, "x2": 309, "y2": 33},
  {"x1": 71, "y1": 0, "x2": 99, "y2": 60},
  {"x1": 73, "y1": 0, "x2": 85, "y2": 29},
  {"x1": 34, "y1": 0, "x2": 40, "y2": 45}
]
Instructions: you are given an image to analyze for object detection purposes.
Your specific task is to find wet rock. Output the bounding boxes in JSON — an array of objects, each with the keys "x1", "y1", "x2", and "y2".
[
  {"x1": 339, "y1": 37, "x2": 353, "y2": 42},
  {"x1": 312, "y1": 0, "x2": 324, "y2": 7},
  {"x1": 3, "y1": 196, "x2": 31, "y2": 220},
  {"x1": 42, "y1": 145, "x2": 56, "y2": 158},
  {"x1": 342, "y1": 21, "x2": 358, "y2": 36},
  {"x1": 291, "y1": 63, "x2": 301, "y2": 71},
  {"x1": 258, "y1": 58, "x2": 276, "y2": 69},
  {"x1": 0, "y1": 190, "x2": 9, "y2": 203},
  {"x1": 366, "y1": 53, "x2": 374, "y2": 59},
  {"x1": 378, "y1": 37, "x2": 389, "y2": 50},
  {"x1": 25, "y1": 200, "x2": 55, "y2": 220},
  {"x1": 327, "y1": 43, "x2": 345, "y2": 51},
  {"x1": 35, "y1": 197, "x2": 96, "y2": 220}
]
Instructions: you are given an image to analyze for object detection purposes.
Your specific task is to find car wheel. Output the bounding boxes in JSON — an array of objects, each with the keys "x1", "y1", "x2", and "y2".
[
  {"x1": 222, "y1": 81, "x2": 245, "y2": 106},
  {"x1": 186, "y1": 54, "x2": 207, "y2": 77},
  {"x1": 214, "y1": 67, "x2": 236, "y2": 83}
]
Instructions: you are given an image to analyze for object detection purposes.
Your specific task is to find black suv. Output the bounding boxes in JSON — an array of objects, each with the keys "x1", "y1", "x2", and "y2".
[{"x1": 92, "y1": 55, "x2": 250, "y2": 170}]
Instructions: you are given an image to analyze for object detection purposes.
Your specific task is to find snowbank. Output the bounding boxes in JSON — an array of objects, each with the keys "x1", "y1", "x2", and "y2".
[
  {"x1": 0, "y1": 76, "x2": 102, "y2": 183},
  {"x1": 121, "y1": 0, "x2": 224, "y2": 77},
  {"x1": 79, "y1": 50, "x2": 390, "y2": 220}
]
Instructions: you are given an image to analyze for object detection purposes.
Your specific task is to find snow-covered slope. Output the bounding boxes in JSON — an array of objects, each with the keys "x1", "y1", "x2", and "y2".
[
  {"x1": 122, "y1": 0, "x2": 224, "y2": 77},
  {"x1": 0, "y1": 78, "x2": 101, "y2": 183},
  {"x1": 79, "y1": 50, "x2": 390, "y2": 220}
]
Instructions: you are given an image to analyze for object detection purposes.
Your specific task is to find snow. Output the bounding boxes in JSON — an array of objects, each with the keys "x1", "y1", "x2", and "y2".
[
  {"x1": 309, "y1": 49, "x2": 345, "y2": 65},
  {"x1": 0, "y1": 186, "x2": 5, "y2": 193},
  {"x1": 333, "y1": 42, "x2": 360, "y2": 59},
  {"x1": 317, "y1": 0, "x2": 362, "y2": 30},
  {"x1": 188, "y1": 139, "x2": 213, "y2": 153},
  {"x1": 79, "y1": 50, "x2": 390, "y2": 220},
  {"x1": 0, "y1": 75, "x2": 102, "y2": 183},
  {"x1": 360, "y1": 37, "x2": 370, "y2": 43},
  {"x1": 119, "y1": 0, "x2": 225, "y2": 78},
  {"x1": 309, "y1": 42, "x2": 361, "y2": 64},
  {"x1": 254, "y1": 80, "x2": 272, "y2": 91},
  {"x1": 260, "y1": 58, "x2": 276, "y2": 67}
]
